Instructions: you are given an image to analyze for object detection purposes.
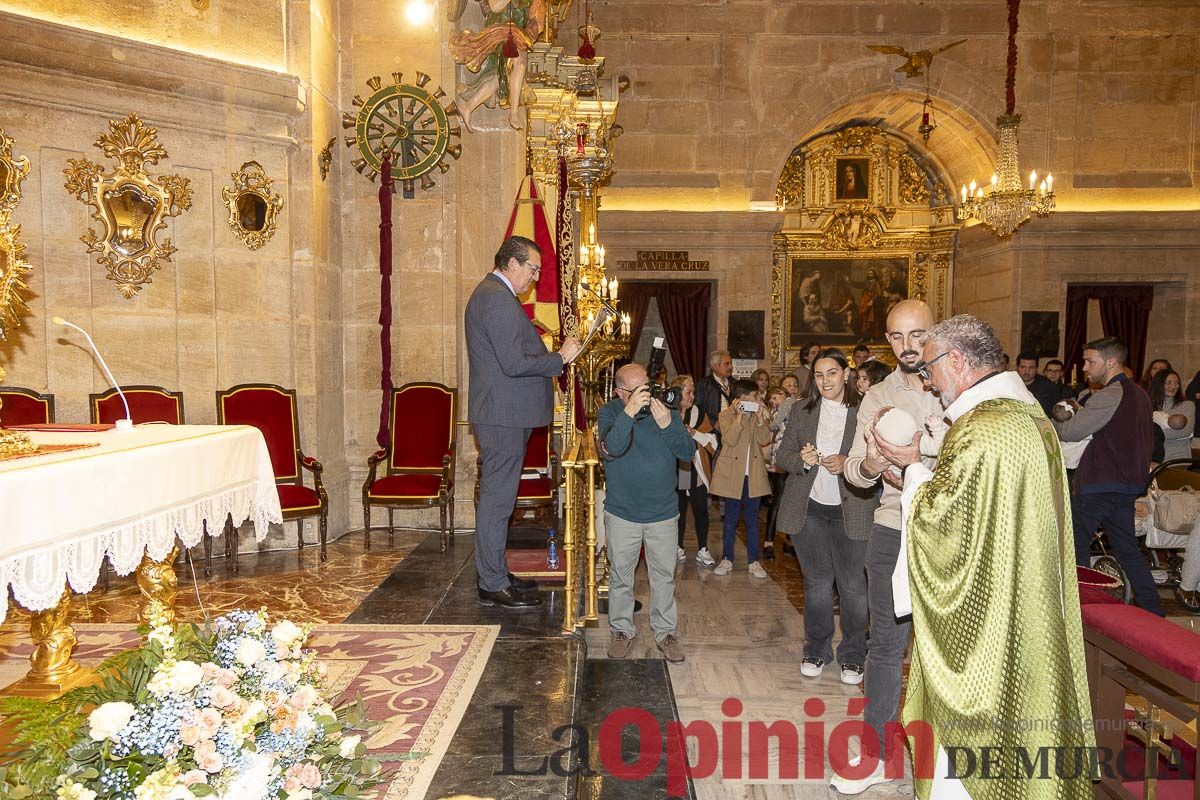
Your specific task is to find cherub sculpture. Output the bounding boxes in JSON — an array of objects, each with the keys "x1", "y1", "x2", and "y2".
[{"x1": 449, "y1": 0, "x2": 547, "y2": 131}]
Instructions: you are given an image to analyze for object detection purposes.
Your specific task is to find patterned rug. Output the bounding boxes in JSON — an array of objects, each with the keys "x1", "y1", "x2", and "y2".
[{"x1": 0, "y1": 623, "x2": 498, "y2": 800}]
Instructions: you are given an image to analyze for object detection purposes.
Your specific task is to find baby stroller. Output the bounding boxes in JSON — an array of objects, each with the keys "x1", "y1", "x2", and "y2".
[{"x1": 1086, "y1": 457, "x2": 1200, "y2": 611}]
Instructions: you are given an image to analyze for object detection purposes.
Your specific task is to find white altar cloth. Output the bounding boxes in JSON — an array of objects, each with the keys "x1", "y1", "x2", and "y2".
[{"x1": 0, "y1": 425, "x2": 283, "y2": 621}]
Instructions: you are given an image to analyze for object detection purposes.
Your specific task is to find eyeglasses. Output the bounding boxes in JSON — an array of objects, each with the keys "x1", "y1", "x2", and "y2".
[
  {"x1": 914, "y1": 350, "x2": 950, "y2": 381},
  {"x1": 523, "y1": 260, "x2": 542, "y2": 277}
]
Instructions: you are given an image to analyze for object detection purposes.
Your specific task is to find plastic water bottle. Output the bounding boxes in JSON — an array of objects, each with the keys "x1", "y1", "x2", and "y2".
[{"x1": 547, "y1": 527, "x2": 560, "y2": 570}]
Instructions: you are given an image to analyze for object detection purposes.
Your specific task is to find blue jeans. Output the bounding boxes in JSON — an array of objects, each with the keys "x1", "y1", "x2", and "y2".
[{"x1": 721, "y1": 477, "x2": 762, "y2": 564}]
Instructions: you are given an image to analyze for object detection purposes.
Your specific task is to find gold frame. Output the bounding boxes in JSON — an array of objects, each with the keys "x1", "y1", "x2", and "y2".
[
  {"x1": 63, "y1": 114, "x2": 192, "y2": 299},
  {"x1": 0, "y1": 128, "x2": 35, "y2": 458},
  {"x1": 770, "y1": 126, "x2": 956, "y2": 370},
  {"x1": 221, "y1": 161, "x2": 284, "y2": 251}
]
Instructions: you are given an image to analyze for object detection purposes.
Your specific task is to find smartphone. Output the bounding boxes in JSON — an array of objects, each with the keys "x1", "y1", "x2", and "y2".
[{"x1": 740, "y1": 400, "x2": 760, "y2": 413}]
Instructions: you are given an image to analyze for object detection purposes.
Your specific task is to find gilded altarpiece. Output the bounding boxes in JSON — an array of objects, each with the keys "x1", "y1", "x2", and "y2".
[{"x1": 771, "y1": 126, "x2": 956, "y2": 370}]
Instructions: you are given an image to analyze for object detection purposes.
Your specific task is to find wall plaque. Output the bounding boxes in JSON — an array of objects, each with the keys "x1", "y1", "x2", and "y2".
[{"x1": 616, "y1": 250, "x2": 709, "y2": 271}]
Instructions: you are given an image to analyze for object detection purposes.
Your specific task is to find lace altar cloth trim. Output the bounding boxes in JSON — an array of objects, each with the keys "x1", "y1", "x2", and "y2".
[{"x1": 0, "y1": 477, "x2": 282, "y2": 623}]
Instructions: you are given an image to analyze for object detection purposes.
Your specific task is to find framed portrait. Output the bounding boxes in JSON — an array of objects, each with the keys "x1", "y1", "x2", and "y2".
[
  {"x1": 1020, "y1": 311, "x2": 1060, "y2": 358},
  {"x1": 788, "y1": 257, "x2": 909, "y2": 346},
  {"x1": 728, "y1": 310, "x2": 765, "y2": 359},
  {"x1": 835, "y1": 158, "x2": 870, "y2": 200}
]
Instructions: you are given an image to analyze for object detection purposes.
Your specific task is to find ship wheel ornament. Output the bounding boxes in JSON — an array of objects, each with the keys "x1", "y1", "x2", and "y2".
[{"x1": 343, "y1": 72, "x2": 463, "y2": 197}]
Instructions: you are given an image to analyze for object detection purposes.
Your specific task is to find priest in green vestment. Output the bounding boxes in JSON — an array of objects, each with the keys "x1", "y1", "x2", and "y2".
[{"x1": 871, "y1": 315, "x2": 1095, "y2": 800}]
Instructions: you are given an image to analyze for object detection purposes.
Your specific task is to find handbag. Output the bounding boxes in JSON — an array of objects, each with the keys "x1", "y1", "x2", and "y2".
[{"x1": 1152, "y1": 484, "x2": 1200, "y2": 534}]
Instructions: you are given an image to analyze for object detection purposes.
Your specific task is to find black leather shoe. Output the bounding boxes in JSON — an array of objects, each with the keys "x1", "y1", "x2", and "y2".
[
  {"x1": 507, "y1": 573, "x2": 539, "y2": 593},
  {"x1": 478, "y1": 587, "x2": 543, "y2": 609}
]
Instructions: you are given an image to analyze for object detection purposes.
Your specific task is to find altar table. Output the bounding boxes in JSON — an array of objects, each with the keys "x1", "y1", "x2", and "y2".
[{"x1": 0, "y1": 424, "x2": 283, "y2": 693}]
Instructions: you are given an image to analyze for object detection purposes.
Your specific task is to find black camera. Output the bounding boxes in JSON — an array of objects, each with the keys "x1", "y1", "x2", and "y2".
[{"x1": 643, "y1": 337, "x2": 681, "y2": 411}]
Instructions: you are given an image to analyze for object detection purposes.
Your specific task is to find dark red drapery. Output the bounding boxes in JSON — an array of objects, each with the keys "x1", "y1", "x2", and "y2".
[
  {"x1": 1063, "y1": 283, "x2": 1154, "y2": 383},
  {"x1": 376, "y1": 155, "x2": 394, "y2": 450},
  {"x1": 621, "y1": 281, "x2": 711, "y2": 380}
]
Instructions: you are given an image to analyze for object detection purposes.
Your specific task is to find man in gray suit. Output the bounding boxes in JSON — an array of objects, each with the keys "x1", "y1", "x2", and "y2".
[{"x1": 466, "y1": 235, "x2": 581, "y2": 609}]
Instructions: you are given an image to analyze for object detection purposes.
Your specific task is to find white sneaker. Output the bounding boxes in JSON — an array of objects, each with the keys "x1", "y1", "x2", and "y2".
[
  {"x1": 830, "y1": 756, "x2": 891, "y2": 795},
  {"x1": 800, "y1": 657, "x2": 825, "y2": 677},
  {"x1": 840, "y1": 663, "x2": 865, "y2": 685},
  {"x1": 748, "y1": 561, "x2": 768, "y2": 579},
  {"x1": 713, "y1": 559, "x2": 733, "y2": 576},
  {"x1": 696, "y1": 548, "x2": 716, "y2": 567},
  {"x1": 677, "y1": 547, "x2": 686, "y2": 562}
]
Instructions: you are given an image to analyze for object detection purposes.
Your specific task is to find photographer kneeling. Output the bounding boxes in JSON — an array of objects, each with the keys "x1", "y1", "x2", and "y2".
[{"x1": 599, "y1": 362, "x2": 696, "y2": 663}]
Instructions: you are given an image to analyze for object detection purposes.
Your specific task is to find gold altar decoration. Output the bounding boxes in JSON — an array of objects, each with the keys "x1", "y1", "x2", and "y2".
[
  {"x1": 3, "y1": 586, "x2": 93, "y2": 697},
  {"x1": 319, "y1": 137, "x2": 336, "y2": 182},
  {"x1": 137, "y1": 544, "x2": 180, "y2": 625},
  {"x1": 63, "y1": 113, "x2": 193, "y2": 299},
  {"x1": 560, "y1": 430, "x2": 599, "y2": 633},
  {"x1": 0, "y1": 128, "x2": 36, "y2": 459},
  {"x1": 221, "y1": 161, "x2": 284, "y2": 251},
  {"x1": 770, "y1": 125, "x2": 957, "y2": 371}
]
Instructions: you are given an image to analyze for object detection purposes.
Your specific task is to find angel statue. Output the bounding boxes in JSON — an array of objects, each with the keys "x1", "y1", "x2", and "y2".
[{"x1": 448, "y1": 0, "x2": 547, "y2": 132}]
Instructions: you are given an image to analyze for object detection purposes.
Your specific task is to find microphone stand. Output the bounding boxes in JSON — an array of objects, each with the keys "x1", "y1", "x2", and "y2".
[{"x1": 53, "y1": 317, "x2": 134, "y2": 432}]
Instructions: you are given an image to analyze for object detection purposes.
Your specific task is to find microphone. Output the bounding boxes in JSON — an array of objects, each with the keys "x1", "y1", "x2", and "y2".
[{"x1": 52, "y1": 316, "x2": 133, "y2": 432}]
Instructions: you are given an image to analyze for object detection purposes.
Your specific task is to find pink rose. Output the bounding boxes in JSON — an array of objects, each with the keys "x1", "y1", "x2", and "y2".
[
  {"x1": 284, "y1": 775, "x2": 302, "y2": 793},
  {"x1": 288, "y1": 685, "x2": 318, "y2": 712},
  {"x1": 210, "y1": 686, "x2": 237, "y2": 709},
  {"x1": 216, "y1": 668, "x2": 237, "y2": 688},
  {"x1": 182, "y1": 769, "x2": 207, "y2": 787},
  {"x1": 197, "y1": 749, "x2": 224, "y2": 774},
  {"x1": 299, "y1": 763, "x2": 322, "y2": 789},
  {"x1": 198, "y1": 707, "x2": 223, "y2": 734},
  {"x1": 180, "y1": 724, "x2": 202, "y2": 747}
]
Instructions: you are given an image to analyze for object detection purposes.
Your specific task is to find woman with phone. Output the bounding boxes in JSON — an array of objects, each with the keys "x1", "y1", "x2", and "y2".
[
  {"x1": 710, "y1": 380, "x2": 774, "y2": 579},
  {"x1": 774, "y1": 349, "x2": 879, "y2": 685}
]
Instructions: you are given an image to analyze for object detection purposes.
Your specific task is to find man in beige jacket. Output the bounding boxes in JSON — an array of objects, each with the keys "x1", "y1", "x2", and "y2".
[{"x1": 831, "y1": 299, "x2": 944, "y2": 795}]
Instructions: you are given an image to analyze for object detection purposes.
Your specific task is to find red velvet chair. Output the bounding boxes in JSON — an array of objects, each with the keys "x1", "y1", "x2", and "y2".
[
  {"x1": 0, "y1": 386, "x2": 54, "y2": 426},
  {"x1": 474, "y1": 424, "x2": 559, "y2": 528},
  {"x1": 363, "y1": 383, "x2": 457, "y2": 551},
  {"x1": 90, "y1": 385, "x2": 184, "y2": 425},
  {"x1": 216, "y1": 384, "x2": 328, "y2": 565}
]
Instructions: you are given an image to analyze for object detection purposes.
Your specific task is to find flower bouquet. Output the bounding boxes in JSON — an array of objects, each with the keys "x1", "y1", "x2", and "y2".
[{"x1": 0, "y1": 609, "x2": 385, "y2": 800}]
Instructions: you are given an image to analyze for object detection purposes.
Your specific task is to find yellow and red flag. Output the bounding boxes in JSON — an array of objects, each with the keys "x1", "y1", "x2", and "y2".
[{"x1": 503, "y1": 174, "x2": 559, "y2": 342}]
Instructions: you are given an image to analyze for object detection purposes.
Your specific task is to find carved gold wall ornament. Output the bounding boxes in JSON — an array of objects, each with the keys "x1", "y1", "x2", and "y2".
[
  {"x1": 0, "y1": 128, "x2": 30, "y2": 227},
  {"x1": 221, "y1": 161, "x2": 284, "y2": 251},
  {"x1": 899, "y1": 152, "x2": 931, "y2": 205},
  {"x1": 318, "y1": 137, "x2": 336, "y2": 182},
  {"x1": 822, "y1": 205, "x2": 884, "y2": 251},
  {"x1": 866, "y1": 40, "x2": 967, "y2": 78},
  {"x1": 776, "y1": 150, "x2": 804, "y2": 210},
  {"x1": 0, "y1": 129, "x2": 36, "y2": 459},
  {"x1": 63, "y1": 114, "x2": 192, "y2": 299}
]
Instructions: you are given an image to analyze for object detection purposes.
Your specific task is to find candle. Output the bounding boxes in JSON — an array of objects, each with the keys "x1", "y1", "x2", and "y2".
[
  {"x1": 1046, "y1": 173, "x2": 1054, "y2": 192},
  {"x1": 990, "y1": 173, "x2": 998, "y2": 189},
  {"x1": 589, "y1": 223, "x2": 595, "y2": 244},
  {"x1": 960, "y1": 185, "x2": 968, "y2": 203},
  {"x1": 1029, "y1": 170, "x2": 1037, "y2": 191},
  {"x1": 598, "y1": 245, "x2": 605, "y2": 268},
  {"x1": 610, "y1": 278, "x2": 618, "y2": 302},
  {"x1": 976, "y1": 187, "x2": 984, "y2": 198},
  {"x1": 969, "y1": 179, "x2": 977, "y2": 194},
  {"x1": 580, "y1": 245, "x2": 588, "y2": 266},
  {"x1": 600, "y1": 277, "x2": 608, "y2": 299},
  {"x1": 1038, "y1": 180, "x2": 1047, "y2": 196},
  {"x1": 577, "y1": 283, "x2": 584, "y2": 301}
]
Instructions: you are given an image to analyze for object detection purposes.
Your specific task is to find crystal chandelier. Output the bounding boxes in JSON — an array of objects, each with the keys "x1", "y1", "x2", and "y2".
[{"x1": 957, "y1": 0, "x2": 1055, "y2": 237}]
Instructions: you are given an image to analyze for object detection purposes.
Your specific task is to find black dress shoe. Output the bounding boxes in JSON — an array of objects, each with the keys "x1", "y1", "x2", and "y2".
[
  {"x1": 478, "y1": 587, "x2": 543, "y2": 609},
  {"x1": 507, "y1": 573, "x2": 539, "y2": 593}
]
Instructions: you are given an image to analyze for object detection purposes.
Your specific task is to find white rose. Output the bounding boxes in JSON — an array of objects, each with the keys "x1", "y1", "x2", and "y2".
[
  {"x1": 271, "y1": 620, "x2": 304, "y2": 650},
  {"x1": 56, "y1": 780, "x2": 98, "y2": 800},
  {"x1": 339, "y1": 734, "x2": 361, "y2": 759},
  {"x1": 168, "y1": 660, "x2": 204, "y2": 693},
  {"x1": 88, "y1": 701, "x2": 136, "y2": 742},
  {"x1": 235, "y1": 638, "x2": 268, "y2": 667},
  {"x1": 218, "y1": 751, "x2": 276, "y2": 800}
]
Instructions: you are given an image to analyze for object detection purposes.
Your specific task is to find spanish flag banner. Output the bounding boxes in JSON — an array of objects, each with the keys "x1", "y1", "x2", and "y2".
[{"x1": 503, "y1": 174, "x2": 560, "y2": 341}]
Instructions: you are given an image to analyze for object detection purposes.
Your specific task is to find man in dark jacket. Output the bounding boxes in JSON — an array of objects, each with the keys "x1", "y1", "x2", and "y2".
[
  {"x1": 1017, "y1": 352, "x2": 1070, "y2": 415},
  {"x1": 695, "y1": 350, "x2": 733, "y2": 434},
  {"x1": 1054, "y1": 336, "x2": 1162, "y2": 615},
  {"x1": 465, "y1": 236, "x2": 580, "y2": 609}
]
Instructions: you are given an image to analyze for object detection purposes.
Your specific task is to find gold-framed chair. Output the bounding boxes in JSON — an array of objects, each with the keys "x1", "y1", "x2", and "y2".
[
  {"x1": 0, "y1": 386, "x2": 54, "y2": 426},
  {"x1": 362, "y1": 382, "x2": 457, "y2": 551},
  {"x1": 216, "y1": 384, "x2": 328, "y2": 568},
  {"x1": 90, "y1": 385, "x2": 184, "y2": 425}
]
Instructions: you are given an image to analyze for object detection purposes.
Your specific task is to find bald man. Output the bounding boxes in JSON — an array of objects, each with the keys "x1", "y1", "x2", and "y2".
[{"x1": 832, "y1": 300, "x2": 945, "y2": 794}]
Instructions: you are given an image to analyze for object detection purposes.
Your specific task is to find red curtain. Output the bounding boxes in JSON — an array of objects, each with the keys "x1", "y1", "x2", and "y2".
[
  {"x1": 617, "y1": 282, "x2": 655, "y2": 361},
  {"x1": 1063, "y1": 283, "x2": 1154, "y2": 383},
  {"x1": 1097, "y1": 285, "x2": 1154, "y2": 379},
  {"x1": 656, "y1": 282, "x2": 711, "y2": 381},
  {"x1": 1063, "y1": 285, "x2": 1091, "y2": 386}
]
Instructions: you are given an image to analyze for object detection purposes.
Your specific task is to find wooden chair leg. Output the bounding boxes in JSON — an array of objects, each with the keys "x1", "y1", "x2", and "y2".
[
  {"x1": 364, "y1": 505, "x2": 371, "y2": 551},
  {"x1": 440, "y1": 497, "x2": 448, "y2": 552},
  {"x1": 387, "y1": 508, "x2": 394, "y2": 546},
  {"x1": 225, "y1": 514, "x2": 239, "y2": 576},
  {"x1": 449, "y1": 496, "x2": 455, "y2": 543},
  {"x1": 296, "y1": 518, "x2": 304, "y2": 550},
  {"x1": 319, "y1": 508, "x2": 328, "y2": 562},
  {"x1": 203, "y1": 520, "x2": 212, "y2": 578}
]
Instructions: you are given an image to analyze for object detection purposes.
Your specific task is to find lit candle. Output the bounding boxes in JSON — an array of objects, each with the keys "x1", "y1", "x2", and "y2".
[
  {"x1": 1046, "y1": 173, "x2": 1054, "y2": 192},
  {"x1": 961, "y1": 185, "x2": 967, "y2": 203},
  {"x1": 1029, "y1": 170, "x2": 1037, "y2": 191},
  {"x1": 610, "y1": 278, "x2": 618, "y2": 302},
  {"x1": 622, "y1": 313, "x2": 630, "y2": 337},
  {"x1": 580, "y1": 245, "x2": 588, "y2": 267},
  {"x1": 976, "y1": 187, "x2": 984, "y2": 198},
  {"x1": 589, "y1": 223, "x2": 595, "y2": 244},
  {"x1": 587, "y1": 310, "x2": 595, "y2": 329},
  {"x1": 600, "y1": 277, "x2": 609, "y2": 299},
  {"x1": 969, "y1": 179, "x2": 977, "y2": 194},
  {"x1": 1038, "y1": 179, "x2": 1047, "y2": 196},
  {"x1": 990, "y1": 173, "x2": 998, "y2": 189},
  {"x1": 577, "y1": 283, "x2": 584, "y2": 301}
]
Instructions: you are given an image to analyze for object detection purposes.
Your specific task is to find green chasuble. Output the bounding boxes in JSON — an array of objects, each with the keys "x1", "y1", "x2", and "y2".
[{"x1": 901, "y1": 398, "x2": 1095, "y2": 800}]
